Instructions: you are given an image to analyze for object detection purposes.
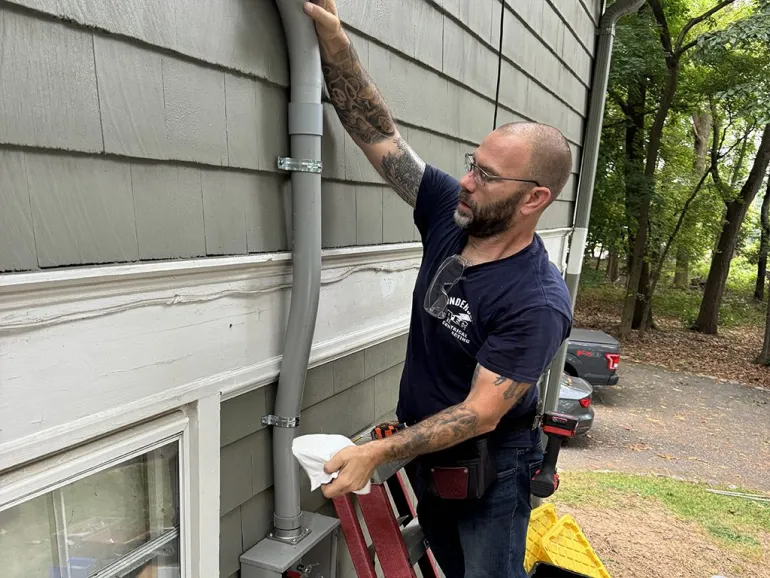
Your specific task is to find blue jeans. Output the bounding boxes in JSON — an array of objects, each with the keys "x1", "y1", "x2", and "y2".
[{"x1": 407, "y1": 439, "x2": 543, "y2": 578}]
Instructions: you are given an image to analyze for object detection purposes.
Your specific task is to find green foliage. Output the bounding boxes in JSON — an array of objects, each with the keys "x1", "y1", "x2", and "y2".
[
  {"x1": 588, "y1": 0, "x2": 770, "y2": 337},
  {"x1": 579, "y1": 264, "x2": 766, "y2": 329}
]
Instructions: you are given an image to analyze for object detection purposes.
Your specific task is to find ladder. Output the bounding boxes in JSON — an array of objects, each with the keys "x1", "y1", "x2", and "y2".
[{"x1": 331, "y1": 422, "x2": 442, "y2": 578}]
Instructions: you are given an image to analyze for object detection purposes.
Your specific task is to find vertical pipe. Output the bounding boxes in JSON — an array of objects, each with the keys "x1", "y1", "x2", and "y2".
[{"x1": 271, "y1": 0, "x2": 324, "y2": 539}]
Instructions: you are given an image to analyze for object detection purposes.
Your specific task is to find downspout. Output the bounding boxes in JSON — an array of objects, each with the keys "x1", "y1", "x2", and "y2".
[
  {"x1": 541, "y1": 0, "x2": 646, "y2": 417},
  {"x1": 263, "y1": 0, "x2": 324, "y2": 543}
]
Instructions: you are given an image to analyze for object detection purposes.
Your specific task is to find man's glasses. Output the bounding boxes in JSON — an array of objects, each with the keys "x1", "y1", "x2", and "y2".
[
  {"x1": 424, "y1": 254, "x2": 471, "y2": 319},
  {"x1": 464, "y1": 153, "x2": 541, "y2": 188}
]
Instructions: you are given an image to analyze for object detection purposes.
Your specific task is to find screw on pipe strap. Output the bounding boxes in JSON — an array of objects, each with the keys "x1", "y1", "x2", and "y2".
[
  {"x1": 277, "y1": 156, "x2": 323, "y2": 174},
  {"x1": 261, "y1": 414, "x2": 301, "y2": 428}
]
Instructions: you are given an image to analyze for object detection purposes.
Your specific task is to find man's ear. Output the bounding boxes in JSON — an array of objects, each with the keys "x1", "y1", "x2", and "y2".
[{"x1": 519, "y1": 186, "x2": 552, "y2": 216}]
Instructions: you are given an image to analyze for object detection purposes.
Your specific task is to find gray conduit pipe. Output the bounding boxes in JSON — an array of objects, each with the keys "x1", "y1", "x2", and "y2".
[
  {"x1": 542, "y1": 0, "x2": 646, "y2": 418},
  {"x1": 265, "y1": 0, "x2": 324, "y2": 542}
]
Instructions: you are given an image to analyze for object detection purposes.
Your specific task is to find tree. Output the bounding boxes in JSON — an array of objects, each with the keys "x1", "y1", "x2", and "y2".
[
  {"x1": 619, "y1": 0, "x2": 738, "y2": 339},
  {"x1": 693, "y1": 123, "x2": 770, "y2": 334},
  {"x1": 691, "y1": 0, "x2": 770, "y2": 333},
  {"x1": 754, "y1": 174, "x2": 770, "y2": 301},
  {"x1": 674, "y1": 109, "x2": 711, "y2": 288},
  {"x1": 758, "y1": 272, "x2": 770, "y2": 364}
]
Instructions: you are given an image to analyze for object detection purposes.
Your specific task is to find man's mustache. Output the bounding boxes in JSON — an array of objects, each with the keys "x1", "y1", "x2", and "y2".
[{"x1": 459, "y1": 189, "x2": 476, "y2": 210}]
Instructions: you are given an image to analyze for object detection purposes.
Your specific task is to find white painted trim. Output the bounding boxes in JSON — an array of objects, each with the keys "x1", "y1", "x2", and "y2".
[
  {"x1": 0, "y1": 233, "x2": 571, "y2": 472},
  {"x1": 186, "y1": 394, "x2": 220, "y2": 578},
  {"x1": 567, "y1": 227, "x2": 588, "y2": 275},
  {"x1": 0, "y1": 243, "x2": 423, "y2": 296},
  {"x1": 0, "y1": 411, "x2": 188, "y2": 509}
]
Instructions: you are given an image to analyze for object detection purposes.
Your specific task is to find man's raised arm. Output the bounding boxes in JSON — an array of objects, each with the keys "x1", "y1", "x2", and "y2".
[{"x1": 304, "y1": 0, "x2": 426, "y2": 208}]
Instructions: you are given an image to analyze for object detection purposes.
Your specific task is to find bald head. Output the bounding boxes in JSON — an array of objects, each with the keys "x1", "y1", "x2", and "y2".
[{"x1": 496, "y1": 121, "x2": 572, "y2": 200}]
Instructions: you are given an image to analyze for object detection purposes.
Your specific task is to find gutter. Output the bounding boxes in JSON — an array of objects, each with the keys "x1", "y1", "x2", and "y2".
[
  {"x1": 262, "y1": 0, "x2": 324, "y2": 543},
  {"x1": 541, "y1": 0, "x2": 646, "y2": 417}
]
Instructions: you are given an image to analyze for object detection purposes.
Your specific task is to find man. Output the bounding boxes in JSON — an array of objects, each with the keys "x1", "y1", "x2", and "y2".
[{"x1": 303, "y1": 2, "x2": 573, "y2": 576}]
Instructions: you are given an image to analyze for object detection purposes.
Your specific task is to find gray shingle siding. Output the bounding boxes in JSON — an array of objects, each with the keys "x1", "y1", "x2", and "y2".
[
  {"x1": 2, "y1": 0, "x2": 601, "y2": 272},
  {"x1": 219, "y1": 334, "x2": 407, "y2": 577}
]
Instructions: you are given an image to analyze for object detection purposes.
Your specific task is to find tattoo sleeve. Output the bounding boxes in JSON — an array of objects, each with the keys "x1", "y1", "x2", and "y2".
[
  {"x1": 320, "y1": 37, "x2": 425, "y2": 207},
  {"x1": 382, "y1": 402, "x2": 480, "y2": 462},
  {"x1": 379, "y1": 365, "x2": 533, "y2": 462}
]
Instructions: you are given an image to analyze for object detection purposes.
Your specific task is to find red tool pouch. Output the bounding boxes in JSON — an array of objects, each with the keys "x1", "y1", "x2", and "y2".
[{"x1": 425, "y1": 437, "x2": 497, "y2": 500}]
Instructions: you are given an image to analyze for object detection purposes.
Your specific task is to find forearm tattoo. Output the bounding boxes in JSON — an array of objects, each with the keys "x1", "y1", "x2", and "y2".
[
  {"x1": 381, "y1": 367, "x2": 532, "y2": 461},
  {"x1": 383, "y1": 402, "x2": 480, "y2": 462},
  {"x1": 321, "y1": 39, "x2": 424, "y2": 207}
]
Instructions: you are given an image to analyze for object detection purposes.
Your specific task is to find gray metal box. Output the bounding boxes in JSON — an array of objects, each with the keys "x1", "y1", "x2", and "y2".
[{"x1": 240, "y1": 511, "x2": 340, "y2": 578}]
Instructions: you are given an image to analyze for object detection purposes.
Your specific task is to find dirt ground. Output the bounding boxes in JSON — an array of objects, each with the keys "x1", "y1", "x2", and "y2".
[
  {"x1": 554, "y1": 362, "x2": 770, "y2": 577},
  {"x1": 561, "y1": 361, "x2": 770, "y2": 491},
  {"x1": 554, "y1": 500, "x2": 770, "y2": 578}
]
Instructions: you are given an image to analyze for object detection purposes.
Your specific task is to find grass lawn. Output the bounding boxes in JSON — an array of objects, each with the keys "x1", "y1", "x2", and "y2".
[
  {"x1": 554, "y1": 471, "x2": 770, "y2": 554},
  {"x1": 545, "y1": 471, "x2": 770, "y2": 576}
]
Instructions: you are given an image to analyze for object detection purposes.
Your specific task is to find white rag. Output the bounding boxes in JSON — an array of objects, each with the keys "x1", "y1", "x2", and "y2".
[{"x1": 292, "y1": 434, "x2": 371, "y2": 495}]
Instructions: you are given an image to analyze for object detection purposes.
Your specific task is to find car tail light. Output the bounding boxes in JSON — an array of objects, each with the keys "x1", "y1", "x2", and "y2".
[
  {"x1": 579, "y1": 397, "x2": 591, "y2": 408},
  {"x1": 605, "y1": 353, "x2": 620, "y2": 371}
]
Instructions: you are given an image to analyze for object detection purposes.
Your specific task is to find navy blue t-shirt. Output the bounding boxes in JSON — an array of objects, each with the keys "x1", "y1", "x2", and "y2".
[{"x1": 395, "y1": 165, "x2": 573, "y2": 446}]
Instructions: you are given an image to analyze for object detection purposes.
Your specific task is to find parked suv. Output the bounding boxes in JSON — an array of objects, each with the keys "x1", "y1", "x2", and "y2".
[{"x1": 565, "y1": 328, "x2": 620, "y2": 387}]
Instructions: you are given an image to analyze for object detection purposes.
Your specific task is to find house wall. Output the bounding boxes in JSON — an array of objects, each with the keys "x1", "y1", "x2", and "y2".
[
  {"x1": 0, "y1": 0, "x2": 604, "y2": 576},
  {"x1": 1, "y1": 0, "x2": 596, "y2": 273},
  {"x1": 218, "y1": 335, "x2": 406, "y2": 578}
]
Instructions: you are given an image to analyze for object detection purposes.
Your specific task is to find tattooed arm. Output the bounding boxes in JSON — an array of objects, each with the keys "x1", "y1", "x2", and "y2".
[
  {"x1": 319, "y1": 363, "x2": 533, "y2": 498},
  {"x1": 304, "y1": 1, "x2": 425, "y2": 207},
  {"x1": 374, "y1": 363, "x2": 532, "y2": 462}
]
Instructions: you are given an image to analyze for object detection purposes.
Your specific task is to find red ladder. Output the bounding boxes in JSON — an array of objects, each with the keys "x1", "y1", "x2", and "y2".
[{"x1": 332, "y1": 427, "x2": 441, "y2": 578}]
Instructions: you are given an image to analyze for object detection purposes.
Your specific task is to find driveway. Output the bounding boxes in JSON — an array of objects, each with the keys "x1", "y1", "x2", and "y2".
[{"x1": 560, "y1": 361, "x2": 770, "y2": 492}]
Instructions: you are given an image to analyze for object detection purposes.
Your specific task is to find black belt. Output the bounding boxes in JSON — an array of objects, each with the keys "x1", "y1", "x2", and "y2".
[{"x1": 498, "y1": 411, "x2": 541, "y2": 431}]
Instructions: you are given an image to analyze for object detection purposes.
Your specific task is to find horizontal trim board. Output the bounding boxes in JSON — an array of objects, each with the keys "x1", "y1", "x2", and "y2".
[
  {"x1": 0, "y1": 231, "x2": 572, "y2": 472},
  {"x1": 0, "y1": 411, "x2": 188, "y2": 506}
]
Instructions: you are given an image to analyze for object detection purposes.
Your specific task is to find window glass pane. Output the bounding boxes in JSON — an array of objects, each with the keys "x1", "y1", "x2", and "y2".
[
  {"x1": 0, "y1": 493, "x2": 55, "y2": 576},
  {"x1": 0, "y1": 442, "x2": 181, "y2": 578}
]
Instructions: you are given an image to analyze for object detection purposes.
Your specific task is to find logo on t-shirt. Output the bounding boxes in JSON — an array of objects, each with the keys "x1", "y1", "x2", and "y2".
[{"x1": 442, "y1": 296, "x2": 473, "y2": 344}]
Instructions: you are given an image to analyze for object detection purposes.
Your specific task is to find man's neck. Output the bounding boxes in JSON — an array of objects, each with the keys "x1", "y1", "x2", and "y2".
[{"x1": 462, "y1": 227, "x2": 535, "y2": 265}]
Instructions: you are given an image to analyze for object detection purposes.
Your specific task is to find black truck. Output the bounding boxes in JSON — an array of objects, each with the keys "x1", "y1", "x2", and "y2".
[{"x1": 564, "y1": 328, "x2": 620, "y2": 387}]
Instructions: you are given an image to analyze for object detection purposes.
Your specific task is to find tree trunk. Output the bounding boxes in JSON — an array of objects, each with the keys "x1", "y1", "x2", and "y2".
[
  {"x1": 623, "y1": 79, "x2": 648, "y2": 262},
  {"x1": 758, "y1": 279, "x2": 770, "y2": 365},
  {"x1": 674, "y1": 247, "x2": 689, "y2": 289},
  {"x1": 607, "y1": 250, "x2": 620, "y2": 283},
  {"x1": 754, "y1": 176, "x2": 770, "y2": 301},
  {"x1": 632, "y1": 259, "x2": 653, "y2": 330},
  {"x1": 620, "y1": 57, "x2": 679, "y2": 338},
  {"x1": 640, "y1": 167, "x2": 712, "y2": 338},
  {"x1": 675, "y1": 110, "x2": 711, "y2": 289},
  {"x1": 694, "y1": 124, "x2": 770, "y2": 334},
  {"x1": 730, "y1": 132, "x2": 751, "y2": 189},
  {"x1": 595, "y1": 245, "x2": 604, "y2": 271}
]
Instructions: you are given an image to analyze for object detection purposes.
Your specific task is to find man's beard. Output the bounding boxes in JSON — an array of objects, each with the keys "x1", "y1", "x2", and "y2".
[{"x1": 453, "y1": 188, "x2": 525, "y2": 238}]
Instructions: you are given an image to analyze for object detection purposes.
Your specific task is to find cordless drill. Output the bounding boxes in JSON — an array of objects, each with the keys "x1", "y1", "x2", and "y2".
[{"x1": 530, "y1": 412, "x2": 579, "y2": 498}]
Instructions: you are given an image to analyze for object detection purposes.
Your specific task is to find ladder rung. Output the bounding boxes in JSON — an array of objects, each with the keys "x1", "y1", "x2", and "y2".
[
  {"x1": 366, "y1": 518, "x2": 429, "y2": 569},
  {"x1": 402, "y1": 518, "x2": 429, "y2": 566}
]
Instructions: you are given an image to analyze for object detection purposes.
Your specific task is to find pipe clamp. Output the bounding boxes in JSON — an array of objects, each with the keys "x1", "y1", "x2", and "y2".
[
  {"x1": 262, "y1": 414, "x2": 301, "y2": 428},
  {"x1": 278, "y1": 156, "x2": 322, "y2": 174}
]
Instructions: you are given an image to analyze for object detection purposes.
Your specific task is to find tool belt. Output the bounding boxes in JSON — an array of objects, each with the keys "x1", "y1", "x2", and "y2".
[{"x1": 418, "y1": 412, "x2": 539, "y2": 500}]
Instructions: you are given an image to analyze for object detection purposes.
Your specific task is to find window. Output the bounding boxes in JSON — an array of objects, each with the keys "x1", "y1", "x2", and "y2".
[{"x1": 0, "y1": 416, "x2": 189, "y2": 578}]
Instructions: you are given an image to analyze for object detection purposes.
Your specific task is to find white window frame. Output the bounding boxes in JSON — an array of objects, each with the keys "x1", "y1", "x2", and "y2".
[{"x1": 0, "y1": 409, "x2": 201, "y2": 577}]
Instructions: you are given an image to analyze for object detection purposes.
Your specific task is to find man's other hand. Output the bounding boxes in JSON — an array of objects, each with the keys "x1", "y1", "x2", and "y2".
[
  {"x1": 320, "y1": 443, "x2": 378, "y2": 498},
  {"x1": 303, "y1": 1, "x2": 344, "y2": 43}
]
